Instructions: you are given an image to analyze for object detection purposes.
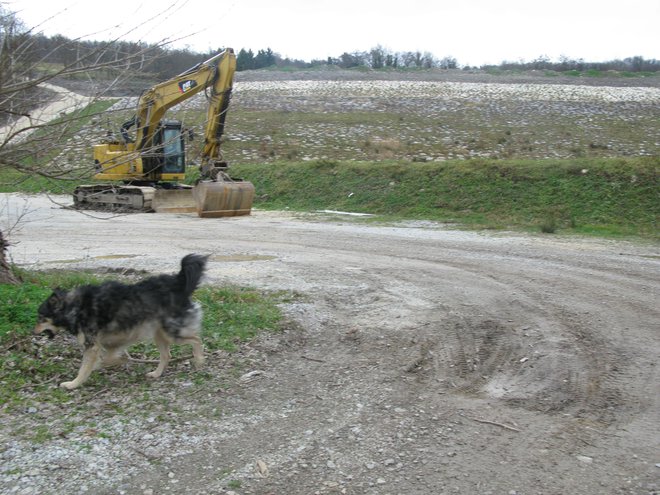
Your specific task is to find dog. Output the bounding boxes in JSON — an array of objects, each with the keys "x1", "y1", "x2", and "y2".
[{"x1": 34, "y1": 254, "x2": 208, "y2": 389}]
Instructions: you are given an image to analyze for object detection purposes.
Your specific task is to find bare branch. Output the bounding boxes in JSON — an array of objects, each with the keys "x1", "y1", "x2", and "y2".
[{"x1": 0, "y1": 194, "x2": 35, "y2": 237}]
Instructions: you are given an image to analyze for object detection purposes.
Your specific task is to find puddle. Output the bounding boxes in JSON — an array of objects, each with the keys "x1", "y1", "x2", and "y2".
[
  {"x1": 95, "y1": 254, "x2": 140, "y2": 260},
  {"x1": 46, "y1": 254, "x2": 139, "y2": 264},
  {"x1": 210, "y1": 254, "x2": 276, "y2": 262}
]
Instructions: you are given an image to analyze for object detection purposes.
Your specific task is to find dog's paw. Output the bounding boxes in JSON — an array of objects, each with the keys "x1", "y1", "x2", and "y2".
[
  {"x1": 59, "y1": 381, "x2": 78, "y2": 390},
  {"x1": 146, "y1": 371, "x2": 162, "y2": 379}
]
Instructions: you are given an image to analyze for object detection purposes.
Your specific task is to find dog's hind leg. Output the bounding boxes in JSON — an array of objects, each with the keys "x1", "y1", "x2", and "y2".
[
  {"x1": 60, "y1": 345, "x2": 101, "y2": 390},
  {"x1": 147, "y1": 331, "x2": 171, "y2": 379},
  {"x1": 190, "y1": 335, "x2": 205, "y2": 370},
  {"x1": 173, "y1": 305, "x2": 205, "y2": 370},
  {"x1": 176, "y1": 335, "x2": 205, "y2": 370}
]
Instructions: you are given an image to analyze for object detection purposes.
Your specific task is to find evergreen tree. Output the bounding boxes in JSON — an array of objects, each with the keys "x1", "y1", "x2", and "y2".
[{"x1": 236, "y1": 48, "x2": 255, "y2": 71}]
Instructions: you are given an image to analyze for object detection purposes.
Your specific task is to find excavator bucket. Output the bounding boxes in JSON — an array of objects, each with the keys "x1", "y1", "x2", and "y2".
[
  {"x1": 152, "y1": 187, "x2": 197, "y2": 213},
  {"x1": 193, "y1": 180, "x2": 255, "y2": 218}
]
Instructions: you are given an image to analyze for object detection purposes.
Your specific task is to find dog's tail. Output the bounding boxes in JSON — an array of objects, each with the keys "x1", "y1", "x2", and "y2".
[{"x1": 178, "y1": 254, "x2": 208, "y2": 297}]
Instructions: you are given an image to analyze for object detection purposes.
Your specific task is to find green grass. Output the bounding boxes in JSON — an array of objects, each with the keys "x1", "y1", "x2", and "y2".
[
  {"x1": 3, "y1": 151, "x2": 657, "y2": 239},
  {"x1": 0, "y1": 269, "x2": 287, "y2": 411},
  {"x1": 196, "y1": 286, "x2": 284, "y2": 352},
  {"x1": 232, "y1": 156, "x2": 659, "y2": 239},
  {"x1": 0, "y1": 269, "x2": 103, "y2": 339}
]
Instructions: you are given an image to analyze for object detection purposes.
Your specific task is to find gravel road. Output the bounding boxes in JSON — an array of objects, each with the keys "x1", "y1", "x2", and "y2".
[
  {"x1": 0, "y1": 84, "x2": 95, "y2": 144},
  {"x1": 2, "y1": 193, "x2": 659, "y2": 495}
]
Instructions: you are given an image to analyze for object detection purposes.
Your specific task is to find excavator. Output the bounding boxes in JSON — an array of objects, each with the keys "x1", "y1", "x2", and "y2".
[{"x1": 73, "y1": 48, "x2": 254, "y2": 217}]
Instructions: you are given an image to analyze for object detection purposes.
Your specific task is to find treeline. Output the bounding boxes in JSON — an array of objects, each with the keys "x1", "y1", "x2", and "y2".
[
  {"x1": 237, "y1": 45, "x2": 459, "y2": 70},
  {"x1": 14, "y1": 32, "x2": 660, "y2": 78},
  {"x1": 484, "y1": 54, "x2": 660, "y2": 74},
  {"x1": 4, "y1": 8, "x2": 659, "y2": 80},
  {"x1": 10, "y1": 31, "x2": 227, "y2": 79},
  {"x1": 29, "y1": 32, "x2": 660, "y2": 77},
  {"x1": 232, "y1": 46, "x2": 660, "y2": 74}
]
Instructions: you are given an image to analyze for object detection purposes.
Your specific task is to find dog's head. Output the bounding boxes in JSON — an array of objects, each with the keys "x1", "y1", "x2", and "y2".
[{"x1": 34, "y1": 288, "x2": 69, "y2": 338}]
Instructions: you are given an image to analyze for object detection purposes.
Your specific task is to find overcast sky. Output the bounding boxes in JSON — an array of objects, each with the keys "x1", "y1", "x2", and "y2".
[{"x1": 11, "y1": 0, "x2": 660, "y2": 67}]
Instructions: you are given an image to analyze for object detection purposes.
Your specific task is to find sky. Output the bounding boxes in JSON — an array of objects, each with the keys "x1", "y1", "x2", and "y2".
[{"x1": 9, "y1": 0, "x2": 660, "y2": 67}]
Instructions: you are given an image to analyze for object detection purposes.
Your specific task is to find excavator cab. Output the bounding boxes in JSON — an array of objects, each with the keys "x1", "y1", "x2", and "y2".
[
  {"x1": 154, "y1": 120, "x2": 186, "y2": 175},
  {"x1": 128, "y1": 119, "x2": 186, "y2": 179}
]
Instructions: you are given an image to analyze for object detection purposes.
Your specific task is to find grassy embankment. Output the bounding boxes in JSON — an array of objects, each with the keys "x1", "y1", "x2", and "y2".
[
  {"x1": 3, "y1": 82, "x2": 656, "y2": 238},
  {"x1": 3, "y1": 154, "x2": 658, "y2": 238},
  {"x1": 231, "y1": 156, "x2": 658, "y2": 239}
]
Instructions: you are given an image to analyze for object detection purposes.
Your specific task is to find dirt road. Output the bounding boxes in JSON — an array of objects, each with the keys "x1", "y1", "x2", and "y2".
[
  {"x1": 2, "y1": 193, "x2": 659, "y2": 494},
  {"x1": 0, "y1": 84, "x2": 95, "y2": 144}
]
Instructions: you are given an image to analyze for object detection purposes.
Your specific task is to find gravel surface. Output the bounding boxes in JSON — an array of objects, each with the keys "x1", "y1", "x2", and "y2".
[
  {"x1": 19, "y1": 70, "x2": 660, "y2": 171},
  {"x1": 1, "y1": 193, "x2": 659, "y2": 495}
]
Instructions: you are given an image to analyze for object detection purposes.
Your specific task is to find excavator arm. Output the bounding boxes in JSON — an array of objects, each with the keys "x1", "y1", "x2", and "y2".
[
  {"x1": 132, "y1": 50, "x2": 235, "y2": 167},
  {"x1": 200, "y1": 52, "x2": 235, "y2": 179},
  {"x1": 120, "y1": 49, "x2": 236, "y2": 181}
]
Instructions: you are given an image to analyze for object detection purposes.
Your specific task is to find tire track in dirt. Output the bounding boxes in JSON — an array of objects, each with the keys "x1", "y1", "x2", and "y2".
[{"x1": 334, "y1": 249, "x2": 658, "y2": 441}]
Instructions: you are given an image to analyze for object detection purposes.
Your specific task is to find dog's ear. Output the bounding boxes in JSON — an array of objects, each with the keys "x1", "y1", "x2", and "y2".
[
  {"x1": 52, "y1": 287, "x2": 67, "y2": 298},
  {"x1": 43, "y1": 288, "x2": 67, "y2": 312}
]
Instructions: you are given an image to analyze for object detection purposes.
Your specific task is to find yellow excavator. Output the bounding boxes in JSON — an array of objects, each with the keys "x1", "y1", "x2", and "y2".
[{"x1": 74, "y1": 48, "x2": 254, "y2": 217}]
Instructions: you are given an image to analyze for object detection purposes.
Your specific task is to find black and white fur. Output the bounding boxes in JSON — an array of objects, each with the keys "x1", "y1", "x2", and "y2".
[{"x1": 34, "y1": 254, "x2": 208, "y2": 389}]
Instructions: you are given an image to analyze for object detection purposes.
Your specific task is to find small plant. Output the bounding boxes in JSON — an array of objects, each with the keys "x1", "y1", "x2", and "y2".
[
  {"x1": 32, "y1": 425, "x2": 54, "y2": 443},
  {"x1": 540, "y1": 216, "x2": 557, "y2": 234},
  {"x1": 312, "y1": 158, "x2": 338, "y2": 170}
]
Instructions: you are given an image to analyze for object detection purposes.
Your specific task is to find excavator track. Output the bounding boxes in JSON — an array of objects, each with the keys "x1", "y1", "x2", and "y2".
[
  {"x1": 73, "y1": 184, "x2": 157, "y2": 212},
  {"x1": 73, "y1": 180, "x2": 254, "y2": 216}
]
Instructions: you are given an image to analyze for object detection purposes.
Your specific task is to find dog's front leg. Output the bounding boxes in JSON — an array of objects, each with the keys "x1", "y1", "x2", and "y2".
[{"x1": 60, "y1": 345, "x2": 101, "y2": 390}]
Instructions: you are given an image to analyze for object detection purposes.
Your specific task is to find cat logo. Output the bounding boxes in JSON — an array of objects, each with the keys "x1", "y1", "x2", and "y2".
[{"x1": 178, "y1": 80, "x2": 198, "y2": 93}]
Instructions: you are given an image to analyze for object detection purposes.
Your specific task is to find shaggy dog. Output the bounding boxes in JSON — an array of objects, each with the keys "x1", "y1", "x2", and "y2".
[{"x1": 34, "y1": 254, "x2": 207, "y2": 389}]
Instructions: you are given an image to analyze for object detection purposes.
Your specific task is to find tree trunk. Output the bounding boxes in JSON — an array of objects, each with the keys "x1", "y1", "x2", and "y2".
[{"x1": 0, "y1": 229, "x2": 20, "y2": 285}]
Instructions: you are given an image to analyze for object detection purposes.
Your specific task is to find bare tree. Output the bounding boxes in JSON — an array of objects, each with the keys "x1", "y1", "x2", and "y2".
[
  {"x1": 370, "y1": 45, "x2": 386, "y2": 69},
  {"x1": 0, "y1": 229, "x2": 18, "y2": 283},
  {"x1": 0, "y1": 4, "x2": 174, "y2": 283},
  {"x1": 439, "y1": 56, "x2": 458, "y2": 70}
]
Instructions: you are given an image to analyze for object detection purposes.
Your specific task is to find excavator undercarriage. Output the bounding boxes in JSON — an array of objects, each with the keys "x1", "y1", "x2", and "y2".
[{"x1": 73, "y1": 179, "x2": 254, "y2": 217}]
